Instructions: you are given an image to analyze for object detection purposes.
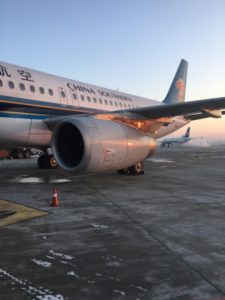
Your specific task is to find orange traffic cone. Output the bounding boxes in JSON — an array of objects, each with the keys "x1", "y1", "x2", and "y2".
[{"x1": 51, "y1": 188, "x2": 59, "y2": 207}]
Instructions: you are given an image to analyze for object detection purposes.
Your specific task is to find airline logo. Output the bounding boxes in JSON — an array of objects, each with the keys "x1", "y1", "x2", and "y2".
[{"x1": 176, "y1": 78, "x2": 185, "y2": 101}]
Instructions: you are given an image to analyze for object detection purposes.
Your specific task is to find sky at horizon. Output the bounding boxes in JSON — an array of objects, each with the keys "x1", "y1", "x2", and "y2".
[{"x1": 1, "y1": 0, "x2": 225, "y2": 139}]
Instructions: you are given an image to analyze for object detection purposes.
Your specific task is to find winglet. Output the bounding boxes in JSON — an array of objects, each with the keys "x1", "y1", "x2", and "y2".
[{"x1": 163, "y1": 59, "x2": 188, "y2": 104}]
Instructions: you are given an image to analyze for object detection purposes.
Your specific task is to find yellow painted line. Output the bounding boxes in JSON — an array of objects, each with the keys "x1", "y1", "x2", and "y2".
[{"x1": 0, "y1": 199, "x2": 48, "y2": 227}]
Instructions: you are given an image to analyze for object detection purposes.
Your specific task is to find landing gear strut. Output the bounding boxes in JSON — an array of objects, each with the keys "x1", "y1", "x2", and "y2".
[
  {"x1": 38, "y1": 149, "x2": 57, "y2": 169},
  {"x1": 117, "y1": 161, "x2": 144, "y2": 176}
]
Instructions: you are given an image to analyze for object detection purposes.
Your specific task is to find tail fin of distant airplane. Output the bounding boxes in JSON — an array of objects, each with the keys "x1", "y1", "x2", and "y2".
[
  {"x1": 183, "y1": 127, "x2": 191, "y2": 138},
  {"x1": 163, "y1": 59, "x2": 188, "y2": 104}
]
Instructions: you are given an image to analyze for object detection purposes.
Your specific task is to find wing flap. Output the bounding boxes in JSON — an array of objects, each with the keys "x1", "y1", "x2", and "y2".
[{"x1": 186, "y1": 110, "x2": 225, "y2": 121}]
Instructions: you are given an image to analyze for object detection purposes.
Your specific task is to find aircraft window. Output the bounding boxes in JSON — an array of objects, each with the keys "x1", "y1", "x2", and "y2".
[
  {"x1": 30, "y1": 85, "x2": 35, "y2": 92},
  {"x1": 39, "y1": 87, "x2": 45, "y2": 94},
  {"x1": 87, "y1": 96, "x2": 91, "y2": 102},
  {"x1": 60, "y1": 90, "x2": 65, "y2": 98},
  {"x1": 0, "y1": 80, "x2": 2, "y2": 87},
  {"x1": 72, "y1": 93, "x2": 77, "y2": 100},
  {"x1": 48, "y1": 88, "x2": 53, "y2": 96},
  {"x1": 109, "y1": 100, "x2": 113, "y2": 106},
  {"x1": 19, "y1": 83, "x2": 25, "y2": 91},
  {"x1": 99, "y1": 98, "x2": 102, "y2": 104},
  {"x1": 81, "y1": 95, "x2": 85, "y2": 101},
  {"x1": 8, "y1": 81, "x2": 14, "y2": 89},
  {"x1": 93, "y1": 97, "x2": 97, "y2": 103},
  {"x1": 104, "y1": 99, "x2": 108, "y2": 105}
]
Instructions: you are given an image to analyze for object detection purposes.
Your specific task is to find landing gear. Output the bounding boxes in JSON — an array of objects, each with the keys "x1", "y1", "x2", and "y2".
[
  {"x1": 24, "y1": 149, "x2": 31, "y2": 158},
  {"x1": 38, "y1": 154, "x2": 58, "y2": 169},
  {"x1": 117, "y1": 161, "x2": 144, "y2": 176},
  {"x1": 117, "y1": 168, "x2": 129, "y2": 175},
  {"x1": 129, "y1": 161, "x2": 144, "y2": 175},
  {"x1": 17, "y1": 151, "x2": 24, "y2": 159}
]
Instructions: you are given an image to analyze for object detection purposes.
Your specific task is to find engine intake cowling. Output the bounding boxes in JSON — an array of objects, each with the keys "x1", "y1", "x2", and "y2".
[{"x1": 51, "y1": 117, "x2": 156, "y2": 173}]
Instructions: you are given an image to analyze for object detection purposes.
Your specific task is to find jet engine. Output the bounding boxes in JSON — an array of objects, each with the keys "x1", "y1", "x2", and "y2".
[{"x1": 51, "y1": 117, "x2": 156, "y2": 173}]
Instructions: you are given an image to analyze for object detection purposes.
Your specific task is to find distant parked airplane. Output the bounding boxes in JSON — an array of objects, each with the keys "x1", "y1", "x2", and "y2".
[
  {"x1": 160, "y1": 127, "x2": 191, "y2": 147},
  {"x1": 0, "y1": 59, "x2": 225, "y2": 175}
]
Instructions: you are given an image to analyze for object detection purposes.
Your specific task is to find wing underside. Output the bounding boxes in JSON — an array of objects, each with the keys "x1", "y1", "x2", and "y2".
[{"x1": 93, "y1": 97, "x2": 225, "y2": 132}]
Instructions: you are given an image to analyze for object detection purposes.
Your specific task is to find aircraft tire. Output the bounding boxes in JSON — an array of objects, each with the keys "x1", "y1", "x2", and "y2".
[
  {"x1": 38, "y1": 154, "x2": 57, "y2": 169},
  {"x1": 38, "y1": 154, "x2": 49, "y2": 168},
  {"x1": 17, "y1": 151, "x2": 24, "y2": 159},
  {"x1": 49, "y1": 156, "x2": 57, "y2": 169},
  {"x1": 117, "y1": 168, "x2": 129, "y2": 175},
  {"x1": 128, "y1": 161, "x2": 144, "y2": 175},
  {"x1": 24, "y1": 150, "x2": 31, "y2": 158}
]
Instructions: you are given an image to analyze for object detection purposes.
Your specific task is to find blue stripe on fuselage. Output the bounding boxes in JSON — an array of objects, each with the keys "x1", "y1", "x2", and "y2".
[
  {"x1": 0, "y1": 111, "x2": 47, "y2": 119},
  {"x1": 0, "y1": 94, "x2": 102, "y2": 119}
]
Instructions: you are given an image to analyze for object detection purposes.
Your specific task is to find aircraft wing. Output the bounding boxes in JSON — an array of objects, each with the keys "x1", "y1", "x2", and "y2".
[
  {"x1": 45, "y1": 97, "x2": 225, "y2": 132},
  {"x1": 113, "y1": 97, "x2": 225, "y2": 120}
]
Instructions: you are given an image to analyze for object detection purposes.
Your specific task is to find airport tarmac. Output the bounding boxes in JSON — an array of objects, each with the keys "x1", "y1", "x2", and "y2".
[{"x1": 1, "y1": 146, "x2": 225, "y2": 300}]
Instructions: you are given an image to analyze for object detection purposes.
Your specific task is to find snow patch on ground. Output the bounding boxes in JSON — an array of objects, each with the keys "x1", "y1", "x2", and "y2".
[
  {"x1": 49, "y1": 250, "x2": 74, "y2": 260},
  {"x1": 0, "y1": 268, "x2": 64, "y2": 299},
  {"x1": 31, "y1": 259, "x2": 52, "y2": 268},
  {"x1": 113, "y1": 289, "x2": 126, "y2": 296},
  {"x1": 37, "y1": 295, "x2": 64, "y2": 300},
  {"x1": 147, "y1": 158, "x2": 174, "y2": 163},
  {"x1": 67, "y1": 271, "x2": 79, "y2": 278},
  {"x1": 91, "y1": 224, "x2": 109, "y2": 229}
]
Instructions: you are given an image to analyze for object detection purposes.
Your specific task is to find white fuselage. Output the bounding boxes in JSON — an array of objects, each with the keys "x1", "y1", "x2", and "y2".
[{"x1": 0, "y1": 61, "x2": 188, "y2": 148}]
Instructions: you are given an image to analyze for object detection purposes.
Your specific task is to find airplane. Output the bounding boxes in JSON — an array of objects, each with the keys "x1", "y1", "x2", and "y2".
[
  {"x1": 160, "y1": 127, "x2": 191, "y2": 147},
  {"x1": 0, "y1": 59, "x2": 225, "y2": 175}
]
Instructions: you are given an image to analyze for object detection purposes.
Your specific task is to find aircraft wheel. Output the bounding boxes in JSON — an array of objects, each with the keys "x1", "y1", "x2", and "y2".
[
  {"x1": 49, "y1": 156, "x2": 57, "y2": 169},
  {"x1": 38, "y1": 154, "x2": 57, "y2": 169},
  {"x1": 17, "y1": 151, "x2": 24, "y2": 159},
  {"x1": 24, "y1": 150, "x2": 31, "y2": 158},
  {"x1": 38, "y1": 154, "x2": 48, "y2": 168},
  {"x1": 117, "y1": 168, "x2": 129, "y2": 175},
  {"x1": 128, "y1": 161, "x2": 144, "y2": 175}
]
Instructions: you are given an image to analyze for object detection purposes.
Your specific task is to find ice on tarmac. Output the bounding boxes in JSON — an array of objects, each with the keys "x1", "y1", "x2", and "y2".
[
  {"x1": 31, "y1": 259, "x2": 52, "y2": 268},
  {"x1": 0, "y1": 268, "x2": 64, "y2": 299},
  {"x1": 49, "y1": 250, "x2": 74, "y2": 260}
]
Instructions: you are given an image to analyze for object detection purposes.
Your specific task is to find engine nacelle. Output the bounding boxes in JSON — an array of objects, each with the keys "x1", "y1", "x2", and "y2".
[{"x1": 51, "y1": 117, "x2": 156, "y2": 173}]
